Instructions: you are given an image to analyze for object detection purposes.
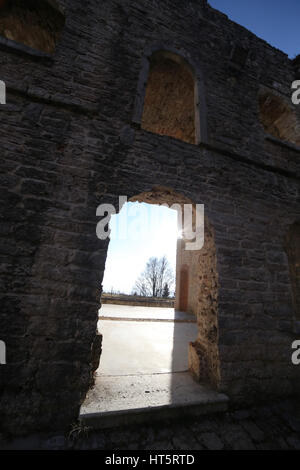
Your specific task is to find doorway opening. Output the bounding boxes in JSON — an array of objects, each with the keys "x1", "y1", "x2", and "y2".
[
  {"x1": 97, "y1": 198, "x2": 197, "y2": 377},
  {"x1": 80, "y1": 187, "x2": 225, "y2": 425}
]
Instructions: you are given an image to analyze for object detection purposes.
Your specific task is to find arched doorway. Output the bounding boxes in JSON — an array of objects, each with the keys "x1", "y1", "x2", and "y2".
[{"x1": 81, "y1": 186, "x2": 221, "y2": 424}]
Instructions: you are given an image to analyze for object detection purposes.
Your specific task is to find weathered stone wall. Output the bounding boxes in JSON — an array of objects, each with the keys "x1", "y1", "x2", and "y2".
[
  {"x1": 285, "y1": 223, "x2": 300, "y2": 320},
  {"x1": 0, "y1": 0, "x2": 299, "y2": 436},
  {"x1": 176, "y1": 217, "x2": 219, "y2": 386}
]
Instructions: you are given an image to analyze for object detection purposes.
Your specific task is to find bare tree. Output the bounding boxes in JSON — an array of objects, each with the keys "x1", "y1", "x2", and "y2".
[{"x1": 132, "y1": 256, "x2": 174, "y2": 298}]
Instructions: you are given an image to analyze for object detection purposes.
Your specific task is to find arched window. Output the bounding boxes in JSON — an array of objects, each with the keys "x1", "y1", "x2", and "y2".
[
  {"x1": 141, "y1": 51, "x2": 197, "y2": 145},
  {"x1": 285, "y1": 222, "x2": 300, "y2": 320},
  {"x1": 0, "y1": 0, "x2": 65, "y2": 54},
  {"x1": 259, "y1": 91, "x2": 300, "y2": 146}
]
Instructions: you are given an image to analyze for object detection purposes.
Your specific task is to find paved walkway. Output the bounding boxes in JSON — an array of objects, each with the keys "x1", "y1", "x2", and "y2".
[
  {"x1": 4, "y1": 399, "x2": 299, "y2": 449},
  {"x1": 96, "y1": 304, "x2": 198, "y2": 375},
  {"x1": 81, "y1": 304, "x2": 208, "y2": 420},
  {"x1": 95, "y1": 315, "x2": 198, "y2": 375},
  {"x1": 73, "y1": 306, "x2": 298, "y2": 450},
  {"x1": 76, "y1": 400, "x2": 300, "y2": 450}
]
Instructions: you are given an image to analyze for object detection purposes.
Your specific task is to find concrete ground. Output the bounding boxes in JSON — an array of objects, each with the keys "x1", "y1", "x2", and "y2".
[
  {"x1": 97, "y1": 304, "x2": 197, "y2": 375},
  {"x1": 80, "y1": 372, "x2": 228, "y2": 415},
  {"x1": 80, "y1": 305, "x2": 228, "y2": 426}
]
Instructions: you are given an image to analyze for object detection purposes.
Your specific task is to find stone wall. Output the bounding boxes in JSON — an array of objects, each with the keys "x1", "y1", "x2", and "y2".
[
  {"x1": 101, "y1": 294, "x2": 175, "y2": 308},
  {"x1": 0, "y1": 0, "x2": 299, "y2": 436},
  {"x1": 176, "y1": 217, "x2": 219, "y2": 386},
  {"x1": 285, "y1": 223, "x2": 300, "y2": 320},
  {"x1": 1, "y1": 398, "x2": 300, "y2": 450}
]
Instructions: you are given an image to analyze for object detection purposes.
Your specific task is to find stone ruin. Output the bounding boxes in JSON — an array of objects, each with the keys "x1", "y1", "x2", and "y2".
[{"x1": 0, "y1": 0, "x2": 299, "y2": 437}]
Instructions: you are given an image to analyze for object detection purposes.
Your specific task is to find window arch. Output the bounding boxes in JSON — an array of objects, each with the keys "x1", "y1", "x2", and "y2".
[
  {"x1": 0, "y1": 0, "x2": 65, "y2": 54},
  {"x1": 259, "y1": 90, "x2": 300, "y2": 146},
  {"x1": 137, "y1": 50, "x2": 206, "y2": 145}
]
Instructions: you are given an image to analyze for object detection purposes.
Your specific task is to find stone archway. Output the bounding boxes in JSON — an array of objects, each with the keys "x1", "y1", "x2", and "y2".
[{"x1": 81, "y1": 185, "x2": 221, "y2": 423}]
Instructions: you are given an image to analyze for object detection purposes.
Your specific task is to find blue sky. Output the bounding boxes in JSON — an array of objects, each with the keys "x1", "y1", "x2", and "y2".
[{"x1": 209, "y1": 0, "x2": 299, "y2": 58}]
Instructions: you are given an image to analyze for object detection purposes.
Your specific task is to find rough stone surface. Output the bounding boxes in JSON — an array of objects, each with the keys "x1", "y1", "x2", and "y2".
[
  {"x1": 142, "y1": 54, "x2": 195, "y2": 144},
  {"x1": 199, "y1": 432, "x2": 224, "y2": 450},
  {"x1": 0, "y1": 0, "x2": 299, "y2": 437},
  {"x1": 1, "y1": 399, "x2": 300, "y2": 450}
]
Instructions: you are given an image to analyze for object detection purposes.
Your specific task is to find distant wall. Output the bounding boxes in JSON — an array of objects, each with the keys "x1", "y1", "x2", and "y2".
[{"x1": 101, "y1": 294, "x2": 175, "y2": 308}]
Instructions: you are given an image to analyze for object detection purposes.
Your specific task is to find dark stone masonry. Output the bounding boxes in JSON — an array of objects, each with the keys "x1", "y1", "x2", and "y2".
[
  {"x1": 0, "y1": 0, "x2": 299, "y2": 441},
  {"x1": 1, "y1": 399, "x2": 300, "y2": 450}
]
